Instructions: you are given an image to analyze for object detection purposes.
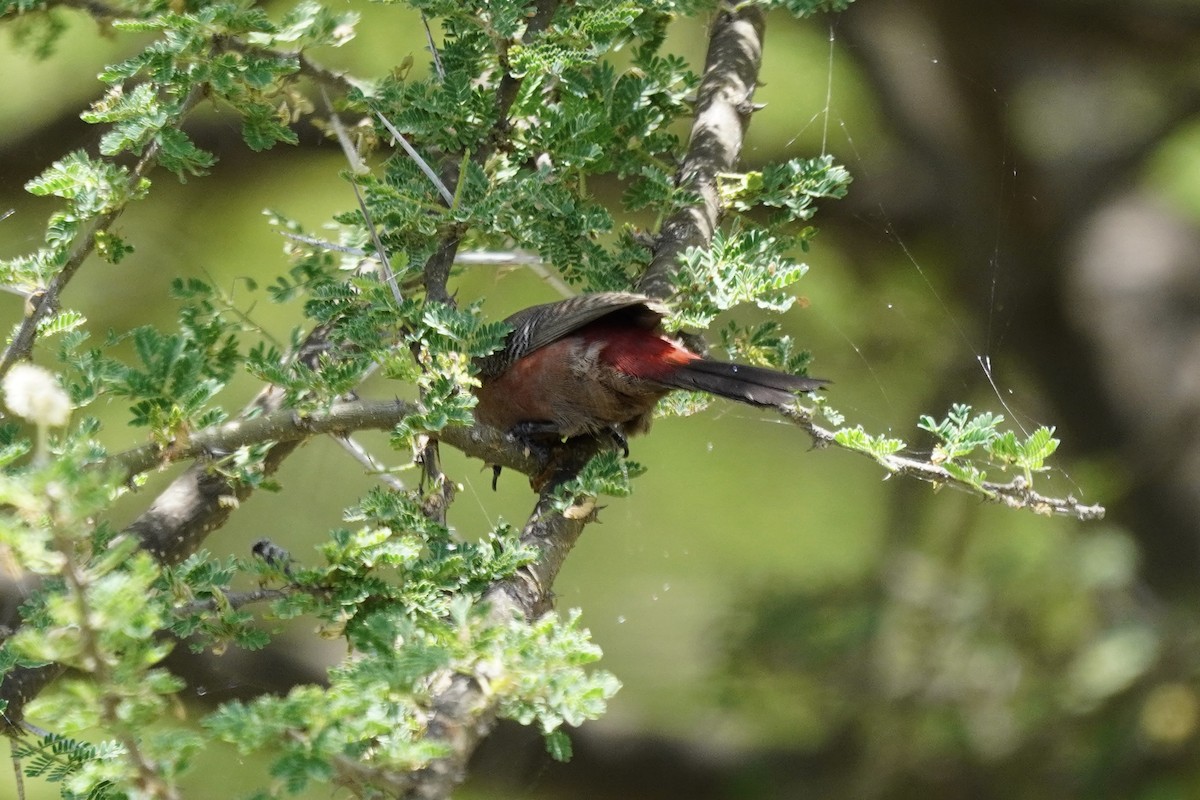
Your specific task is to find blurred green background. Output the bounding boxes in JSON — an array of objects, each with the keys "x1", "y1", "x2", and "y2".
[{"x1": 4, "y1": 1, "x2": 1200, "y2": 798}]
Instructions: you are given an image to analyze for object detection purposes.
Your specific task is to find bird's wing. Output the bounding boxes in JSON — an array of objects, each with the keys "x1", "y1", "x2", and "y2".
[{"x1": 506, "y1": 292, "x2": 668, "y2": 355}]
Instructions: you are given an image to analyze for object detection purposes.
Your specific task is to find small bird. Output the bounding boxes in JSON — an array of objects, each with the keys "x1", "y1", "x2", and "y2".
[{"x1": 474, "y1": 292, "x2": 827, "y2": 456}]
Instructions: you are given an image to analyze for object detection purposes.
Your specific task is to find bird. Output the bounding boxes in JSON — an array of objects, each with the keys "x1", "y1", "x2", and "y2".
[{"x1": 473, "y1": 292, "x2": 828, "y2": 460}]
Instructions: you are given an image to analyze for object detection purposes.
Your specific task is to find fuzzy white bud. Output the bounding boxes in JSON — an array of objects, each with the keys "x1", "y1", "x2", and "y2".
[{"x1": 3, "y1": 364, "x2": 70, "y2": 427}]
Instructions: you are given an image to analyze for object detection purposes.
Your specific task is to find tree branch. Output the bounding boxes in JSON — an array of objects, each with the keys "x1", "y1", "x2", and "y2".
[
  {"x1": 0, "y1": 85, "x2": 205, "y2": 380},
  {"x1": 419, "y1": 0, "x2": 561, "y2": 306},
  {"x1": 105, "y1": 396, "x2": 537, "y2": 499},
  {"x1": 640, "y1": 2, "x2": 766, "y2": 299},
  {"x1": 780, "y1": 406, "x2": 1106, "y2": 521},
  {"x1": 174, "y1": 587, "x2": 295, "y2": 617},
  {"x1": 401, "y1": 4, "x2": 775, "y2": 797},
  {"x1": 401, "y1": 489, "x2": 592, "y2": 799},
  {"x1": 108, "y1": 398, "x2": 411, "y2": 480}
]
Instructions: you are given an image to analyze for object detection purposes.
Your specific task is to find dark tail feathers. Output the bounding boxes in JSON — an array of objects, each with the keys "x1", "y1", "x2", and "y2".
[{"x1": 663, "y1": 360, "x2": 828, "y2": 408}]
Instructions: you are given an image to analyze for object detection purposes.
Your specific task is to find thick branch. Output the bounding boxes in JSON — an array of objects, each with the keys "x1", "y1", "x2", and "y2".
[
  {"x1": 398, "y1": 6, "x2": 771, "y2": 794},
  {"x1": 640, "y1": 2, "x2": 766, "y2": 299},
  {"x1": 106, "y1": 397, "x2": 536, "y2": 492},
  {"x1": 122, "y1": 402, "x2": 540, "y2": 563},
  {"x1": 402, "y1": 487, "x2": 592, "y2": 800},
  {"x1": 109, "y1": 398, "x2": 413, "y2": 479}
]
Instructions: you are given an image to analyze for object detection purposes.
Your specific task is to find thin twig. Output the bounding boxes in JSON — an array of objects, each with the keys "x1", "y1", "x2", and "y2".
[
  {"x1": 279, "y1": 231, "x2": 366, "y2": 256},
  {"x1": 297, "y1": 52, "x2": 368, "y2": 96},
  {"x1": 200, "y1": 267, "x2": 283, "y2": 350},
  {"x1": 421, "y1": 14, "x2": 445, "y2": 81},
  {"x1": 325, "y1": 94, "x2": 404, "y2": 307},
  {"x1": 174, "y1": 587, "x2": 293, "y2": 617},
  {"x1": 277, "y1": 235, "x2": 559, "y2": 278},
  {"x1": 325, "y1": 93, "x2": 369, "y2": 175},
  {"x1": 524, "y1": 258, "x2": 575, "y2": 299},
  {"x1": 779, "y1": 406, "x2": 1105, "y2": 520},
  {"x1": 0, "y1": 85, "x2": 206, "y2": 380},
  {"x1": 220, "y1": 39, "x2": 365, "y2": 99},
  {"x1": 10, "y1": 738, "x2": 24, "y2": 800},
  {"x1": 375, "y1": 112, "x2": 456, "y2": 207},
  {"x1": 454, "y1": 249, "x2": 541, "y2": 266},
  {"x1": 334, "y1": 434, "x2": 407, "y2": 491}
]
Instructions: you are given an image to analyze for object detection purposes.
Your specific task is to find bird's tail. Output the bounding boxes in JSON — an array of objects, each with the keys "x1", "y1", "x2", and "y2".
[{"x1": 661, "y1": 359, "x2": 828, "y2": 408}]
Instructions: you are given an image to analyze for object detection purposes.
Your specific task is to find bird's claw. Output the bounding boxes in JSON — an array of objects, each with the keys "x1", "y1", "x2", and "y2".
[
  {"x1": 493, "y1": 422, "x2": 629, "y2": 492},
  {"x1": 488, "y1": 422, "x2": 561, "y2": 491},
  {"x1": 507, "y1": 422, "x2": 558, "y2": 463}
]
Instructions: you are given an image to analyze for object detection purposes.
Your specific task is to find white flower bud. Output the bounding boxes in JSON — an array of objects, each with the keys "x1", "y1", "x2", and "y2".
[{"x1": 3, "y1": 364, "x2": 70, "y2": 427}]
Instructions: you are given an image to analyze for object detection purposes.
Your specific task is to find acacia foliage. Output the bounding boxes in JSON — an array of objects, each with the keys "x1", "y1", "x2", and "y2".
[{"x1": 0, "y1": 0, "x2": 1096, "y2": 796}]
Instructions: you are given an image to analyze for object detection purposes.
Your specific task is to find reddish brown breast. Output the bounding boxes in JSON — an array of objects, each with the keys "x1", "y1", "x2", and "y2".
[{"x1": 473, "y1": 337, "x2": 584, "y2": 432}]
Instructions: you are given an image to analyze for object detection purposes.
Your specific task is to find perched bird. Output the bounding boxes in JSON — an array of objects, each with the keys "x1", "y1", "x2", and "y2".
[{"x1": 474, "y1": 292, "x2": 827, "y2": 456}]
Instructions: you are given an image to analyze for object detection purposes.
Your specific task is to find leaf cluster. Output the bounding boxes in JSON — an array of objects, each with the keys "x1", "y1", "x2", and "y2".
[
  {"x1": 56, "y1": 278, "x2": 242, "y2": 443},
  {"x1": 670, "y1": 156, "x2": 851, "y2": 331},
  {"x1": 918, "y1": 403, "x2": 1059, "y2": 485},
  {"x1": 831, "y1": 403, "x2": 1061, "y2": 493},
  {"x1": 13, "y1": 732, "x2": 122, "y2": 799},
  {"x1": 345, "y1": 1, "x2": 703, "y2": 294},
  {"x1": 203, "y1": 487, "x2": 617, "y2": 790}
]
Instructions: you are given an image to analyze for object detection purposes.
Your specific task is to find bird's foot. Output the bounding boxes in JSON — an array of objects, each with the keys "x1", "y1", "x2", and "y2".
[
  {"x1": 488, "y1": 422, "x2": 562, "y2": 491},
  {"x1": 492, "y1": 423, "x2": 628, "y2": 492},
  {"x1": 507, "y1": 422, "x2": 561, "y2": 461}
]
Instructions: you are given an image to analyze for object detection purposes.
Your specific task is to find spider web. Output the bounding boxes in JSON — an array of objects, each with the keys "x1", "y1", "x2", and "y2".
[{"x1": 795, "y1": 17, "x2": 1059, "y2": 449}]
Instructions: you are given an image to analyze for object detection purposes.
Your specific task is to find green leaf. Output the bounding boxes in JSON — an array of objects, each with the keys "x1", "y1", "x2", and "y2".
[
  {"x1": 719, "y1": 155, "x2": 851, "y2": 223},
  {"x1": 551, "y1": 451, "x2": 646, "y2": 512},
  {"x1": 544, "y1": 728, "x2": 573, "y2": 762},
  {"x1": 240, "y1": 103, "x2": 300, "y2": 152},
  {"x1": 1019, "y1": 426, "x2": 1059, "y2": 470},
  {"x1": 834, "y1": 426, "x2": 906, "y2": 461},
  {"x1": 918, "y1": 403, "x2": 1002, "y2": 461},
  {"x1": 25, "y1": 151, "x2": 136, "y2": 214},
  {"x1": 760, "y1": 0, "x2": 856, "y2": 16},
  {"x1": 156, "y1": 128, "x2": 217, "y2": 178},
  {"x1": 671, "y1": 224, "x2": 810, "y2": 328}
]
